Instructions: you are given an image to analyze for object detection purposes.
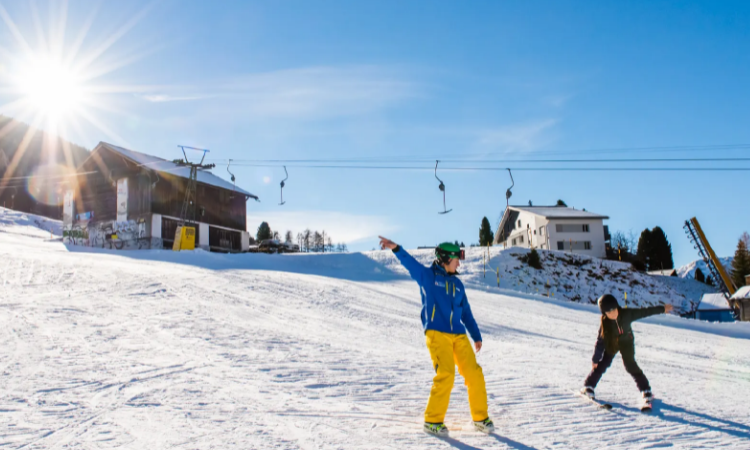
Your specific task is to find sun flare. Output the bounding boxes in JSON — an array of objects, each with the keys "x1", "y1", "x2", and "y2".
[{"x1": 17, "y1": 55, "x2": 85, "y2": 119}]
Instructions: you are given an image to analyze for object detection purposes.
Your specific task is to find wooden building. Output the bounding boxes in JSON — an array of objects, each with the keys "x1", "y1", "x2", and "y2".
[{"x1": 63, "y1": 142, "x2": 257, "y2": 252}]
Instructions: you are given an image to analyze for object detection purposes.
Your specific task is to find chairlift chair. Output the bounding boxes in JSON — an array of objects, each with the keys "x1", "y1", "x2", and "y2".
[
  {"x1": 279, "y1": 166, "x2": 289, "y2": 205},
  {"x1": 434, "y1": 160, "x2": 452, "y2": 214}
]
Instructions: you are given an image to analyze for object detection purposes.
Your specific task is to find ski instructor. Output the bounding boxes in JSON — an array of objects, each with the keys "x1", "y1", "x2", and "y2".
[{"x1": 379, "y1": 236, "x2": 494, "y2": 436}]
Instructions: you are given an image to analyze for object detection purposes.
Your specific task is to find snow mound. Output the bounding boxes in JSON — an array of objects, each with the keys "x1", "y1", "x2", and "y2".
[
  {"x1": 677, "y1": 256, "x2": 733, "y2": 280},
  {"x1": 0, "y1": 206, "x2": 62, "y2": 238},
  {"x1": 367, "y1": 247, "x2": 716, "y2": 313}
]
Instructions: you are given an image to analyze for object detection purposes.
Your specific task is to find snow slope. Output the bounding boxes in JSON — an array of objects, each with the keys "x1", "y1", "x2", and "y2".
[
  {"x1": 677, "y1": 257, "x2": 734, "y2": 280},
  {"x1": 369, "y1": 247, "x2": 715, "y2": 313},
  {"x1": 2, "y1": 217, "x2": 750, "y2": 449}
]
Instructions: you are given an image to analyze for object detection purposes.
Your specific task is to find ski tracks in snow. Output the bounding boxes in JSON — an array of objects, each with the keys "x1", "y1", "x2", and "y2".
[{"x1": 2, "y1": 233, "x2": 750, "y2": 448}]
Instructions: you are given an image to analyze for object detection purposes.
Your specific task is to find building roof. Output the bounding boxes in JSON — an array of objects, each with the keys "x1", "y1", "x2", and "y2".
[
  {"x1": 509, "y1": 205, "x2": 609, "y2": 220},
  {"x1": 91, "y1": 142, "x2": 257, "y2": 199},
  {"x1": 698, "y1": 293, "x2": 731, "y2": 310},
  {"x1": 731, "y1": 286, "x2": 750, "y2": 300},
  {"x1": 648, "y1": 269, "x2": 677, "y2": 277}
]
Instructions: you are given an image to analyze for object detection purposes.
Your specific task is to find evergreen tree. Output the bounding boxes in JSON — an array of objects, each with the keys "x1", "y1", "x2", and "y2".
[
  {"x1": 731, "y1": 233, "x2": 750, "y2": 288},
  {"x1": 556, "y1": 199, "x2": 567, "y2": 207},
  {"x1": 636, "y1": 228, "x2": 652, "y2": 270},
  {"x1": 527, "y1": 248, "x2": 542, "y2": 270},
  {"x1": 479, "y1": 217, "x2": 494, "y2": 246},
  {"x1": 650, "y1": 226, "x2": 674, "y2": 270},
  {"x1": 285, "y1": 230, "x2": 293, "y2": 244},
  {"x1": 256, "y1": 222, "x2": 272, "y2": 241}
]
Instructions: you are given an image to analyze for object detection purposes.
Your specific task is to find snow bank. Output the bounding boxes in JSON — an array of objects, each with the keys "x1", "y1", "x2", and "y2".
[
  {"x1": 0, "y1": 206, "x2": 62, "y2": 238},
  {"x1": 2, "y1": 223, "x2": 750, "y2": 448}
]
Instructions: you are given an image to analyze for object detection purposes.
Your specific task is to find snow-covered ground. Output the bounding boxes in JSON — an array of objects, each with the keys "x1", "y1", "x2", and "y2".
[{"x1": 2, "y1": 210, "x2": 750, "y2": 449}]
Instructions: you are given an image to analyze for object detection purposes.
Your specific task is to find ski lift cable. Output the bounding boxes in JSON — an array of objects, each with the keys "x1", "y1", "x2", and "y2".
[
  {"x1": 206, "y1": 156, "x2": 750, "y2": 164},
  {"x1": 203, "y1": 163, "x2": 750, "y2": 172}
]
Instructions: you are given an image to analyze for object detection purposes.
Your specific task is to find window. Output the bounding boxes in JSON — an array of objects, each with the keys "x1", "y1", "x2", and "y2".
[
  {"x1": 556, "y1": 223, "x2": 591, "y2": 233},
  {"x1": 533, "y1": 230, "x2": 537, "y2": 235},
  {"x1": 584, "y1": 241, "x2": 592, "y2": 250},
  {"x1": 539, "y1": 226, "x2": 544, "y2": 235},
  {"x1": 518, "y1": 220, "x2": 522, "y2": 227},
  {"x1": 557, "y1": 241, "x2": 564, "y2": 250},
  {"x1": 512, "y1": 238, "x2": 517, "y2": 245},
  {"x1": 519, "y1": 236, "x2": 524, "y2": 243}
]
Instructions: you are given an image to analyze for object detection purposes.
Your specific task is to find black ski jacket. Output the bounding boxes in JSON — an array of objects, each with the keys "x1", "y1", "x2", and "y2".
[{"x1": 592, "y1": 306, "x2": 665, "y2": 363}]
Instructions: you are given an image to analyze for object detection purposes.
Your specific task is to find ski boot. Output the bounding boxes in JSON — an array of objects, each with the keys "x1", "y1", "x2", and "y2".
[
  {"x1": 473, "y1": 417, "x2": 495, "y2": 434},
  {"x1": 580, "y1": 386, "x2": 595, "y2": 399},
  {"x1": 640, "y1": 390, "x2": 653, "y2": 412},
  {"x1": 424, "y1": 422, "x2": 449, "y2": 436}
]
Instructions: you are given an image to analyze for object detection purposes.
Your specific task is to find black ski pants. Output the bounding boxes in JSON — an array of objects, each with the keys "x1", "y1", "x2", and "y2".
[{"x1": 584, "y1": 340, "x2": 650, "y2": 392}]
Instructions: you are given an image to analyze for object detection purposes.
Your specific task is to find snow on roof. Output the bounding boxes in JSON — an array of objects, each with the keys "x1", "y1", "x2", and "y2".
[
  {"x1": 731, "y1": 286, "x2": 750, "y2": 300},
  {"x1": 94, "y1": 142, "x2": 257, "y2": 199},
  {"x1": 510, "y1": 205, "x2": 609, "y2": 220},
  {"x1": 648, "y1": 269, "x2": 677, "y2": 277},
  {"x1": 698, "y1": 293, "x2": 731, "y2": 310}
]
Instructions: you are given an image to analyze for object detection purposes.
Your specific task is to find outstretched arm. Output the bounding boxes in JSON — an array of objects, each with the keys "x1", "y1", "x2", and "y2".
[
  {"x1": 379, "y1": 236, "x2": 431, "y2": 285},
  {"x1": 629, "y1": 304, "x2": 672, "y2": 321}
]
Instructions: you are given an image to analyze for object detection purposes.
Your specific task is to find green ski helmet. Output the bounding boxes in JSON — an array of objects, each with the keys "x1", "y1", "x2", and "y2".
[{"x1": 435, "y1": 242, "x2": 465, "y2": 265}]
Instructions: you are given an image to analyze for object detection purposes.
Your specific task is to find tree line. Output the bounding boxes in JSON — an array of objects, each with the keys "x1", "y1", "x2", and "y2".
[{"x1": 255, "y1": 221, "x2": 348, "y2": 253}]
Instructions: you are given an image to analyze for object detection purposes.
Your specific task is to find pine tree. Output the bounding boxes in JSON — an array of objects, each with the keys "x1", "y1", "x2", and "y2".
[
  {"x1": 527, "y1": 248, "x2": 542, "y2": 270},
  {"x1": 731, "y1": 233, "x2": 750, "y2": 288},
  {"x1": 556, "y1": 199, "x2": 567, "y2": 207},
  {"x1": 256, "y1": 222, "x2": 272, "y2": 241},
  {"x1": 636, "y1": 228, "x2": 652, "y2": 270},
  {"x1": 479, "y1": 217, "x2": 494, "y2": 246},
  {"x1": 650, "y1": 226, "x2": 674, "y2": 270}
]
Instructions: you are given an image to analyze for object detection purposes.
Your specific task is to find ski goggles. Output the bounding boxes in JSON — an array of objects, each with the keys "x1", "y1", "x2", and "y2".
[{"x1": 439, "y1": 249, "x2": 465, "y2": 260}]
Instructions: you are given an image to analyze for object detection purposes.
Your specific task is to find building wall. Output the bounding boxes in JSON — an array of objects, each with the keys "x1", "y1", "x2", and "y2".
[
  {"x1": 545, "y1": 219, "x2": 607, "y2": 259},
  {"x1": 498, "y1": 211, "x2": 607, "y2": 258},
  {"x1": 64, "y1": 146, "x2": 250, "y2": 252}
]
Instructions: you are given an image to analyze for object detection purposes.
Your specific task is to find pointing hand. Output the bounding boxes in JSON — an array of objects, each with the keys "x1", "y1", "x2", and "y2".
[{"x1": 379, "y1": 236, "x2": 397, "y2": 251}]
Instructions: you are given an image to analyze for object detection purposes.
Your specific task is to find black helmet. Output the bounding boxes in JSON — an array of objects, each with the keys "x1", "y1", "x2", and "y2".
[
  {"x1": 598, "y1": 294, "x2": 619, "y2": 314},
  {"x1": 435, "y1": 242, "x2": 465, "y2": 265}
]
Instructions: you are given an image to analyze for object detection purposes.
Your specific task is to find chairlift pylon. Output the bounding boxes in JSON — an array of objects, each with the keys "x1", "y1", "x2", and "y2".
[
  {"x1": 279, "y1": 166, "x2": 289, "y2": 206},
  {"x1": 434, "y1": 160, "x2": 452, "y2": 214}
]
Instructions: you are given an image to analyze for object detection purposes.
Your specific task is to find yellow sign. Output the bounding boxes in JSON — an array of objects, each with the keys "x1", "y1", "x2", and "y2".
[{"x1": 173, "y1": 226, "x2": 196, "y2": 251}]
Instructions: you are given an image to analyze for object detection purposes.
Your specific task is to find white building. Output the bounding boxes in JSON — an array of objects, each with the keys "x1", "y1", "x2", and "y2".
[{"x1": 493, "y1": 205, "x2": 609, "y2": 258}]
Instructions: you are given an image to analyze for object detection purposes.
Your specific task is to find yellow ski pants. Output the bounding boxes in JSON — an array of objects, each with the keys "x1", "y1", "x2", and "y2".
[{"x1": 424, "y1": 330, "x2": 488, "y2": 423}]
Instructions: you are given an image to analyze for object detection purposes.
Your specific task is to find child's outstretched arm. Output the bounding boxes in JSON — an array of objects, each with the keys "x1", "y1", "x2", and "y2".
[
  {"x1": 629, "y1": 304, "x2": 673, "y2": 321},
  {"x1": 379, "y1": 236, "x2": 431, "y2": 285}
]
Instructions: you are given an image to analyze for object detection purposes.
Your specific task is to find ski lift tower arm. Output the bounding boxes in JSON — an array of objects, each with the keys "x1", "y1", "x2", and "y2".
[{"x1": 684, "y1": 217, "x2": 736, "y2": 297}]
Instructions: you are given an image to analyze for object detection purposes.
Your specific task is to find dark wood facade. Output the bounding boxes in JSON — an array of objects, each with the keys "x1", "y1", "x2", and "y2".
[{"x1": 71, "y1": 144, "x2": 251, "y2": 245}]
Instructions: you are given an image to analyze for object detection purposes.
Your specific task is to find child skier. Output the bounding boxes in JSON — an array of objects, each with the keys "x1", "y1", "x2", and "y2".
[
  {"x1": 378, "y1": 236, "x2": 494, "y2": 436},
  {"x1": 581, "y1": 294, "x2": 673, "y2": 409}
]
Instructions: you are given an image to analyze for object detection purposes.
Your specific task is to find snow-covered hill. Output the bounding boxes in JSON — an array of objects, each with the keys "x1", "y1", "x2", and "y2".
[
  {"x1": 369, "y1": 247, "x2": 715, "y2": 313},
  {"x1": 677, "y1": 256, "x2": 734, "y2": 280},
  {"x1": 2, "y1": 213, "x2": 750, "y2": 449}
]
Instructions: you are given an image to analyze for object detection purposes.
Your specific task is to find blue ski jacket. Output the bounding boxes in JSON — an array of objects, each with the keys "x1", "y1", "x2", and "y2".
[{"x1": 393, "y1": 246, "x2": 482, "y2": 342}]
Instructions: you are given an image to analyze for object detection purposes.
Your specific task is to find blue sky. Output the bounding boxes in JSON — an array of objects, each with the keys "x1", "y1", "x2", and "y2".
[{"x1": 1, "y1": 1, "x2": 749, "y2": 266}]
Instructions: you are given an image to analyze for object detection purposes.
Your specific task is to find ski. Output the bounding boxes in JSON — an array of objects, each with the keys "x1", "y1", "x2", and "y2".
[{"x1": 575, "y1": 390, "x2": 613, "y2": 410}]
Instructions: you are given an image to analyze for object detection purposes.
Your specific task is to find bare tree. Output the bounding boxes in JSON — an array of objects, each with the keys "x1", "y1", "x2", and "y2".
[
  {"x1": 626, "y1": 229, "x2": 638, "y2": 253},
  {"x1": 337, "y1": 242, "x2": 348, "y2": 253},
  {"x1": 302, "y1": 229, "x2": 312, "y2": 252},
  {"x1": 312, "y1": 231, "x2": 323, "y2": 252},
  {"x1": 611, "y1": 231, "x2": 630, "y2": 253},
  {"x1": 326, "y1": 237, "x2": 334, "y2": 252},
  {"x1": 285, "y1": 230, "x2": 293, "y2": 244}
]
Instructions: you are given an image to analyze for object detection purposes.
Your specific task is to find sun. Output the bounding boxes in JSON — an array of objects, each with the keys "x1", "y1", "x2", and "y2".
[{"x1": 16, "y1": 55, "x2": 85, "y2": 119}]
